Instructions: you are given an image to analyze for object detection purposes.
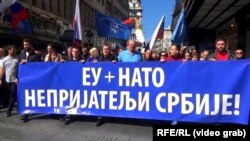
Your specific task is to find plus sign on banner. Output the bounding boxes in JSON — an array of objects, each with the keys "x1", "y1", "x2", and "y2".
[{"x1": 104, "y1": 71, "x2": 115, "y2": 83}]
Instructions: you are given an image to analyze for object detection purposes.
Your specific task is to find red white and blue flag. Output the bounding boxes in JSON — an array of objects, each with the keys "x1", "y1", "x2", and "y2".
[
  {"x1": 149, "y1": 15, "x2": 165, "y2": 49},
  {"x1": 73, "y1": 0, "x2": 82, "y2": 47},
  {"x1": 0, "y1": 0, "x2": 33, "y2": 34}
]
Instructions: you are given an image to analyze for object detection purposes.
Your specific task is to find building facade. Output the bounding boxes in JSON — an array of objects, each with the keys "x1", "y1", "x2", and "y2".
[
  {"x1": 152, "y1": 27, "x2": 172, "y2": 52},
  {"x1": 128, "y1": 0, "x2": 142, "y2": 18},
  {"x1": 163, "y1": 27, "x2": 172, "y2": 51},
  {"x1": 0, "y1": 0, "x2": 129, "y2": 49},
  {"x1": 172, "y1": 0, "x2": 250, "y2": 57},
  {"x1": 128, "y1": 0, "x2": 144, "y2": 49}
]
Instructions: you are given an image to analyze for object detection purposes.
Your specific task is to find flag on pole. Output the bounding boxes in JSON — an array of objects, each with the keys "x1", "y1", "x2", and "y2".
[
  {"x1": 122, "y1": 17, "x2": 135, "y2": 26},
  {"x1": 149, "y1": 15, "x2": 165, "y2": 49},
  {"x1": 171, "y1": 8, "x2": 187, "y2": 44},
  {"x1": 73, "y1": 0, "x2": 82, "y2": 47},
  {"x1": 95, "y1": 12, "x2": 132, "y2": 40},
  {"x1": 1, "y1": 0, "x2": 33, "y2": 35}
]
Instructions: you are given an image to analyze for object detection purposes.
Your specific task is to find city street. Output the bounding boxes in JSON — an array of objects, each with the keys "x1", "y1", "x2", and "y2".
[
  {"x1": 1, "y1": 0, "x2": 250, "y2": 140},
  {"x1": 0, "y1": 108, "x2": 152, "y2": 141}
]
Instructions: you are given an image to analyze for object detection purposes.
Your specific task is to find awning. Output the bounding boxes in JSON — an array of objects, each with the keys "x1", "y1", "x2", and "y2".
[
  {"x1": 59, "y1": 29, "x2": 74, "y2": 42},
  {"x1": 187, "y1": 0, "x2": 250, "y2": 29}
]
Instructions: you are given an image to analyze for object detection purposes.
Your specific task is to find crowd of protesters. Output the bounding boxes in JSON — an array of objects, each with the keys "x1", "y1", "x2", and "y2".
[{"x1": 0, "y1": 37, "x2": 246, "y2": 126}]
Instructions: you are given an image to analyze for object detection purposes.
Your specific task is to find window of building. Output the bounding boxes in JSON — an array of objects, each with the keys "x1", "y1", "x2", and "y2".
[
  {"x1": 41, "y1": 1, "x2": 45, "y2": 10},
  {"x1": 32, "y1": 0, "x2": 36, "y2": 6},
  {"x1": 101, "y1": 0, "x2": 104, "y2": 5},
  {"x1": 107, "y1": 1, "x2": 112, "y2": 13},
  {"x1": 137, "y1": 11, "x2": 142, "y2": 16},
  {"x1": 83, "y1": 4, "x2": 88, "y2": 26},
  {"x1": 114, "y1": 7, "x2": 120, "y2": 18},
  {"x1": 64, "y1": 0, "x2": 67, "y2": 18},
  {"x1": 97, "y1": 0, "x2": 100, "y2": 3},
  {"x1": 130, "y1": 0, "x2": 137, "y2": 3},
  {"x1": 49, "y1": 0, "x2": 52, "y2": 12},
  {"x1": 90, "y1": 8, "x2": 95, "y2": 30},
  {"x1": 57, "y1": 0, "x2": 60, "y2": 16}
]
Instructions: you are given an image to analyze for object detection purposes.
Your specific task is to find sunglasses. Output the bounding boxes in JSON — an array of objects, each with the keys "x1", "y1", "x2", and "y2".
[{"x1": 236, "y1": 52, "x2": 243, "y2": 54}]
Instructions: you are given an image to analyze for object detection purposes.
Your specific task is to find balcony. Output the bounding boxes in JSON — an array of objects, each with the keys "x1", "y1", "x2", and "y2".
[{"x1": 31, "y1": 12, "x2": 61, "y2": 37}]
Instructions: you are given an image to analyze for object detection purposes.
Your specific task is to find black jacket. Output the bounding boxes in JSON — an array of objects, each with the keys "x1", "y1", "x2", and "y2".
[
  {"x1": 19, "y1": 50, "x2": 41, "y2": 62},
  {"x1": 98, "y1": 54, "x2": 117, "y2": 62}
]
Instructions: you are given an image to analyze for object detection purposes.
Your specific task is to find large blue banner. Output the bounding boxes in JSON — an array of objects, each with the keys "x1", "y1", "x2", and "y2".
[
  {"x1": 95, "y1": 12, "x2": 132, "y2": 40},
  {"x1": 18, "y1": 60, "x2": 250, "y2": 125}
]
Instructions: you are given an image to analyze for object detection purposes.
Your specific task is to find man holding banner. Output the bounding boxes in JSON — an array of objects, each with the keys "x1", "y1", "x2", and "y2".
[
  {"x1": 19, "y1": 38, "x2": 41, "y2": 122},
  {"x1": 95, "y1": 43, "x2": 117, "y2": 126},
  {"x1": 61, "y1": 46, "x2": 85, "y2": 124},
  {"x1": 208, "y1": 38, "x2": 235, "y2": 61}
]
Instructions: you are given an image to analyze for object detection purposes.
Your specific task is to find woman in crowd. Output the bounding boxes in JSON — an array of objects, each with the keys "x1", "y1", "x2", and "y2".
[{"x1": 44, "y1": 43, "x2": 62, "y2": 62}]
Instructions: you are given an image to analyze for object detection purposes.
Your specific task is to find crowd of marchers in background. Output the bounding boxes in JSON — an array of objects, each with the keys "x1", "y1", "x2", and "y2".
[
  {"x1": 0, "y1": 37, "x2": 246, "y2": 126},
  {"x1": 144, "y1": 38, "x2": 244, "y2": 62}
]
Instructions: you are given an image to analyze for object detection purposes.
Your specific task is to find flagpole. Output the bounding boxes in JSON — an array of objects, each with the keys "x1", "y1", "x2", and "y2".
[{"x1": 73, "y1": 0, "x2": 83, "y2": 48}]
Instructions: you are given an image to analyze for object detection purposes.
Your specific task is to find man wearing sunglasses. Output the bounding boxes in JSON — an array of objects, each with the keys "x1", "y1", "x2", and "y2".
[{"x1": 234, "y1": 49, "x2": 244, "y2": 60}]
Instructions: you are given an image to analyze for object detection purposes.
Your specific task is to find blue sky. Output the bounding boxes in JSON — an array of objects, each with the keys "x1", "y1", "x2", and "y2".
[{"x1": 142, "y1": 0, "x2": 175, "y2": 41}]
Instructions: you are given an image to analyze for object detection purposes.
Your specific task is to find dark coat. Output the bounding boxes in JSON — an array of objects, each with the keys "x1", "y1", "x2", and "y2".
[{"x1": 19, "y1": 50, "x2": 41, "y2": 62}]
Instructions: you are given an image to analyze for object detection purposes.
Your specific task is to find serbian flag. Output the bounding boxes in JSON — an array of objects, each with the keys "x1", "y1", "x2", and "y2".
[
  {"x1": 1, "y1": 1, "x2": 33, "y2": 34},
  {"x1": 73, "y1": 0, "x2": 82, "y2": 48},
  {"x1": 149, "y1": 15, "x2": 165, "y2": 49}
]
